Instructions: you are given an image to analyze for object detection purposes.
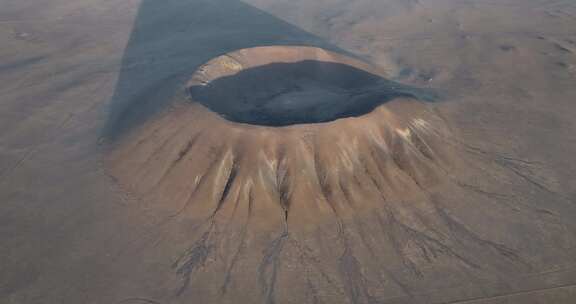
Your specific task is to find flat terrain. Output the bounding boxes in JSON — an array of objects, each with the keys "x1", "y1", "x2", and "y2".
[{"x1": 1, "y1": 0, "x2": 576, "y2": 303}]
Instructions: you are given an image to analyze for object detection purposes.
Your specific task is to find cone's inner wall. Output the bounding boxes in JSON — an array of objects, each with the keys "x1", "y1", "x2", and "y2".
[{"x1": 188, "y1": 60, "x2": 406, "y2": 126}]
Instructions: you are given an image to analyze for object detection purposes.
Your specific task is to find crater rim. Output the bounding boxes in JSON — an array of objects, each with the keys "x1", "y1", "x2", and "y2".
[{"x1": 187, "y1": 46, "x2": 403, "y2": 127}]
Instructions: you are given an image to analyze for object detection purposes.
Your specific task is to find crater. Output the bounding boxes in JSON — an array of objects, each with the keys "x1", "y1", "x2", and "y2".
[
  {"x1": 187, "y1": 46, "x2": 423, "y2": 126},
  {"x1": 107, "y1": 46, "x2": 455, "y2": 238}
]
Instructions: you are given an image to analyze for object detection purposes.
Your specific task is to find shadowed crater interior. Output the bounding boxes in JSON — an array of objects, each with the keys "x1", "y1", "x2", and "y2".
[{"x1": 187, "y1": 46, "x2": 430, "y2": 126}]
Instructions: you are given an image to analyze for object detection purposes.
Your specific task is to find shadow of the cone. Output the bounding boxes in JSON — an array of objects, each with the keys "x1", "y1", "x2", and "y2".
[
  {"x1": 104, "y1": 0, "x2": 356, "y2": 139},
  {"x1": 104, "y1": 0, "x2": 438, "y2": 139}
]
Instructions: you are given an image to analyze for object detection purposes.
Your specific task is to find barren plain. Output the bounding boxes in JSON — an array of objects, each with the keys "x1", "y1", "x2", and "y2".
[{"x1": 1, "y1": 0, "x2": 576, "y2": 303}]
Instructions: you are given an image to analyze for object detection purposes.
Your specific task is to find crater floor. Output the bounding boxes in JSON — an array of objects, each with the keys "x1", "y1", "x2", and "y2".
[{"x1": 187, "y1": 46, "x2": 428, "y2": 126}]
